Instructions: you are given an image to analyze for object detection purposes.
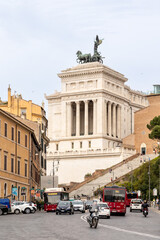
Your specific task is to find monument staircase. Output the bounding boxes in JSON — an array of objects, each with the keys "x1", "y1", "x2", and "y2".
[{"x1": 69, "y1": 153, "x2": 157, "y2": 197}]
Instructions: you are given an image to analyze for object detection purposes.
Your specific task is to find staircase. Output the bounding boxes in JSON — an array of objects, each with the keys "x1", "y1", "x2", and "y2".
[{"x1": 70, "y1": 154, "x2": 156, "y2": 197}]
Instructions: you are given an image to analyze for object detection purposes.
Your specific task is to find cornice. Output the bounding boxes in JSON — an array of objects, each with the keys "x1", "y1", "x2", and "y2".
[
  {"x1": 46, "y1": 89, "x2": 147, "y2": 108},
  {"x1": 47, "y1": 151, "x2": 121, "y2": 160}
]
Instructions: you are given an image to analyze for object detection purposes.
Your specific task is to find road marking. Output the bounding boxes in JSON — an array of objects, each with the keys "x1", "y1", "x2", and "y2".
[{"x1": 81, "y1": 215, "x2": 160, "y2": 239}]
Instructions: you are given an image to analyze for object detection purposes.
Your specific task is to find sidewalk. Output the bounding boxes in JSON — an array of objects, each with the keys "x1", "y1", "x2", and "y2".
[{"x1": 150, "y1": 206, "x2": 160, "y2": 215}]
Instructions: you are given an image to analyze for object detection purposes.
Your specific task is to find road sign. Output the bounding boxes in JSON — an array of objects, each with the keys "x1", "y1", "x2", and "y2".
[
  {"x1": 137, "y1": 190, "x2": 141, "y2": 197},
  {"x1": 153, "y1": 188, "x2": 157, "y2": 196}
]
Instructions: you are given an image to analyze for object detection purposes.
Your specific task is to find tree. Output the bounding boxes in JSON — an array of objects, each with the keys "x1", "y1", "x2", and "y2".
[{"x1": 147, "y1": 116, "x2": 160, "y2": 140}]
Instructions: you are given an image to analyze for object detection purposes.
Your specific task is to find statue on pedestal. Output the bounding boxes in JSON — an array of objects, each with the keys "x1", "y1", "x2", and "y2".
[{"x1": 76, "y1": 35, "x2": 104, "y2": 64}]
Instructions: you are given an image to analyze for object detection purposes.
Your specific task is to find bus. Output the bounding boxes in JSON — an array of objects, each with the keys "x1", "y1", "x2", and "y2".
[
  {"x1": 126, "y1": 192, "x2": 138, "y2": 207},
  {"x1": 44, "y1": 188, "x2": 69, "y2": 212},
  {"x1": 103, "y1": 186, "x2": 127, "y2": 215}
]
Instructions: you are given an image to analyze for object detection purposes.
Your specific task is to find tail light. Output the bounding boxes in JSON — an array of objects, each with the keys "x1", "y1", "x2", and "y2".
[
  {"x1": 104, "y1": 207, "x2": 109, "y2": 209},
  {"x1": 6, "y1": 205, "x2": 8, "y2": 208}
]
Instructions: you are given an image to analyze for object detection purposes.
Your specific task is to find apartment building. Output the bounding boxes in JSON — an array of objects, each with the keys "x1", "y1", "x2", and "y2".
[{"x1": 0, "y1": 109, "x2": 41, "y2": 201}]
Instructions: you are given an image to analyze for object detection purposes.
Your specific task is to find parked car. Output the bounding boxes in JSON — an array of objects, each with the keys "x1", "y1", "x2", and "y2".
[
  {"x1": 56, "y1": 201, "x2": 74, "y2": 215},
  {"x1": 0, "y1": 198, "x2": 11, "y2": 212},
  {"x1": 0, "y1": 203, "x2": 8, "y2": 215},
  {"x1": 97, "y1": 202, "x2": 110, "y2": 219},
  {"x1": 25, "y1": 202, "x2": 37, "y2": 212},
  {"x1": 72, "y1": 200, "x2": 85, "y2": 213},
  {"x1": 130, "y1": 199, "x2": 142, "y2": 212},
  {"x1": 84, "y1": 200, "x2": 93, "y2": 210},
  {"x1": 12, "y1": 201, "x2": 35, "y2": 214}
]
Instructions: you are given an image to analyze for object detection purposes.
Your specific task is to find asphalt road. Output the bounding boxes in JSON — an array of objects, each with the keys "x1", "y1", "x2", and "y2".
[{"x1": 0, "y1": 208, "x2": 160, "y2": 240}]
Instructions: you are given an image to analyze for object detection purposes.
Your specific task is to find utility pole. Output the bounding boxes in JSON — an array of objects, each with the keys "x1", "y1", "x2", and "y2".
[
  {"x1": 148, "y1": 157, "x2": 151, "y2": 206},
  {"x1": 53, "y1": 161, "x2": 55, "y2": 188}
]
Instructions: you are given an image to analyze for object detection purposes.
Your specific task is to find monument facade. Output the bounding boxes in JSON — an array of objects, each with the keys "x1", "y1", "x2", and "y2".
[{"x1": 46, "y1": 62, "x2": 148, "y2": 184}]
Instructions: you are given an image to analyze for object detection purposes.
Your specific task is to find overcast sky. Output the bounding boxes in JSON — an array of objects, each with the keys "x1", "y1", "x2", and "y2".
[{"x1": 0, "y1": 0, "x2": 160, "y2": 113}]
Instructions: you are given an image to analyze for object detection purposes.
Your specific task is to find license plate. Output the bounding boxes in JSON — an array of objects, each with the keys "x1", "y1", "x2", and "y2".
[{"x1": 112, "y1": 210, "x2": 117, "y2": 212}]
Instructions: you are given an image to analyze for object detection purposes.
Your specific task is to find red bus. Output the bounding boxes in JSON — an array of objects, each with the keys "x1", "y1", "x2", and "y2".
[
  {"x1": 44, "y1": 188, "x2": 69, "y2": 212},
  {"x1": 126, "y1": 192, "x2": 138, "y2": 207},
  {"x1": 103, "y1": 186, "x2": 127, "y2": 215}
]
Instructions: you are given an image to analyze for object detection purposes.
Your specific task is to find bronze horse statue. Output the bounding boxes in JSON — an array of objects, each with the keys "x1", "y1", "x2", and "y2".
[{"x1": 76, "y1": 51, "x2": 91, "y2": 64}]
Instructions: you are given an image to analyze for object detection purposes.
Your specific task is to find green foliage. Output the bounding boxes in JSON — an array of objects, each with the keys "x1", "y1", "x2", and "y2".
[
  {"x1": 94, "y1": 157, "x2": 160, "y2": 200},
  {"x1": 118, "y1": 157, "x2": 159, "y2": 200},
  {"x1": 84, "y1": 173, "x2": 92, "y2": 178},
  {"x1": 147, "y1": 116, "x2": 160, "y2": 140}
]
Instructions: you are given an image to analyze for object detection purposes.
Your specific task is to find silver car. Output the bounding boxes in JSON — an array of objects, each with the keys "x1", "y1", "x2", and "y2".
[{"x1": 72, "y1": 200, "x2": 85, "y2": 213}]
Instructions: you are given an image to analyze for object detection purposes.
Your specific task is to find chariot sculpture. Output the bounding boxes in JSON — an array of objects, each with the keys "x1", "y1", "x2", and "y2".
[{"x1": 76, "y1": 35, "x2": 104, "y2": 64}]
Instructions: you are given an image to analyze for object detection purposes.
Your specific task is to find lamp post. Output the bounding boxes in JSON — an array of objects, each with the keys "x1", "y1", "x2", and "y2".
[
  {"x1": 157, "y1": 142, "x2": 160, "y2": 208},
  {"x1": 127, "y1": 164, "x2": 133, "y2": 192},
  {"x1": 148, "y1": 156, "x2": 151, "y2": 206}
]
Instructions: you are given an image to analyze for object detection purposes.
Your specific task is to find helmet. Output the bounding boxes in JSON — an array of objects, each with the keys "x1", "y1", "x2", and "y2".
[{"x1": 144, "y1": 200, "x2": 147, "y2": 203}]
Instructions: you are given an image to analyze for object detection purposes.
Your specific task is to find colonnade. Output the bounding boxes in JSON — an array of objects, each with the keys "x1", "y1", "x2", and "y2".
[{"x1": 66, "y1": 99, "x2": 121, "y2": 138}]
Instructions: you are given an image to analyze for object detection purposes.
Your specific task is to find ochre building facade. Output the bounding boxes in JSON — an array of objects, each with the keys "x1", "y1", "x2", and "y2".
[{"x1": 0, "y1": 109, "x2": 40, "y2": 201}]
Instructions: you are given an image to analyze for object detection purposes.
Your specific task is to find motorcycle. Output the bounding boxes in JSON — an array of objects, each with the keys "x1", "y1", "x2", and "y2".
[
  {"x1": 87, "y1": 209, "x2": 99, "y2": 228},
  {"x1": 143, "y1": 208, "x2": 148, "y2": 217}
]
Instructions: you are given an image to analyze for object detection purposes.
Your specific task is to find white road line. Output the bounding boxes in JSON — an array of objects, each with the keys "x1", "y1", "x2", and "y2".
[{"x1": 81, "y1": 215, "x2": 160, "y2": 239}]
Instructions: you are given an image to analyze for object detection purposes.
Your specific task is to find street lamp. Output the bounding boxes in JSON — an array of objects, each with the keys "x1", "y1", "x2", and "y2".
[
  {"x1": 148, "y1": 156, "x2": 151, "y2": 206},
  {"x1": 157, "y1": 142, "x2": 160, "y2": 208},
  {"x1": 127, "y1": 164, "x2": 133, "y2": 192}
]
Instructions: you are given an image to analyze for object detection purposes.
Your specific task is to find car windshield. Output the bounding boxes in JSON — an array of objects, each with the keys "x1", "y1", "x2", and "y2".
[
  {"x1": 98, "y1": 203, "x2": 108, "y2": 208},
  {"x1": 58, "y1": 201, "x2": 70, "y2": 207},
  {"x1": 73, "y1": 201, "x2": 83, "y2": 205},
  {"x1": 86, "y1": 201, "x2": 93, "y2": 205},
  {"x1": 132, "y1": 200, "x2": 141, "y2": 204}
]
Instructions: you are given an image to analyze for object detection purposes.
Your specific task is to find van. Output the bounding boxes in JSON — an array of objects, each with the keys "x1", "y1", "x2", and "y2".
[{"x1": 0, "y1": 198, "x2": 11, "y2": 212}]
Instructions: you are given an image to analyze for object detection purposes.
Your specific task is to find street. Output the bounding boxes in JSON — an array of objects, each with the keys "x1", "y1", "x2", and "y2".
[{"x1": 0, "y1": 208, "x2": 160, "y2": 240}]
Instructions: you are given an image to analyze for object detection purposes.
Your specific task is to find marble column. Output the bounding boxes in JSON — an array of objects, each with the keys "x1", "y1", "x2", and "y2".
[
  {"x1": 117, "y1": 105, "x2": 121, "y2": 138},
  {"x1": 85, "y1": 100, "x2": 88, "y2": 135},
  {"x1": 113, "y1": 104, "x2": 116, "y2": 137},
  {"x1": 76, "y1": 101, "x2": 80, "y2": 136},
  {"x1": 93, "y1": 99, "x2": 97, "y2": 134},
  {"x1": 108, "y1": 102, "x2": 111, "y2": 136},
  {"x1": 68, "y1": 102, "x2": 72, "y2": 136}
]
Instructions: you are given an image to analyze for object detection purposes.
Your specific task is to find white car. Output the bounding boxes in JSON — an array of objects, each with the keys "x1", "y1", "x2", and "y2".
[
  {"x1": 72, "y1": 200, "x2": 85, "y2": 213},
  {"x1": 130, "y1": 199, "x2": 142, "y2": 212},
  {"x1": 11, "y1": 201, "x2": 35, "y2": 214},
  {"x1": 98, "y1": 202, "x2": 110, "y2": 219}
]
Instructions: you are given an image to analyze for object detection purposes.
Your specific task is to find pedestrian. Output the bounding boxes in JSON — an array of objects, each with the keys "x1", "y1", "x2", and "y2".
[
  {"x1": 153, "y1": 198, "x2": 156, "y2": 208},
  {"x1": 156, "y1": 198, "x2": 159, "y2": 208}
]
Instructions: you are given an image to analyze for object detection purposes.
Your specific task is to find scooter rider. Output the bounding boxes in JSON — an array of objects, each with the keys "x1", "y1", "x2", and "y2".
[
  {"x1": 142, "y1": 200, "x2": 149, "y2": 211},
  {"x1": 89, "y1": 201, "x2": 99, "y2": 216}
]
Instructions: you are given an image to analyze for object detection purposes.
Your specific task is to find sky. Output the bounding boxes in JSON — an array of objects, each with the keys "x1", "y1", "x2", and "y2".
[{"x1": 0, "y1": 0, "x2": 160, "y2": 114}]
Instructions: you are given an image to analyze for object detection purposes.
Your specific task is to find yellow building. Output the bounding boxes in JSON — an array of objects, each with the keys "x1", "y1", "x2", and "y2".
[
  {"x1": 0, "y1": 86, "x2": 49, "y2": 176},
  {"x1": 0, "y1": 109, "x2": 41, "y2": 201}
]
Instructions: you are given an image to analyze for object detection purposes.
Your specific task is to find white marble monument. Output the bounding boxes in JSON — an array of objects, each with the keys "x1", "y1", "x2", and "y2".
[{"x1": 46, "y1": 62, "x2": 148, "y2": 184}]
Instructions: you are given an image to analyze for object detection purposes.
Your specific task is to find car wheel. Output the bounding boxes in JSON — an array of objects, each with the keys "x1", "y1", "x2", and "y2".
[
  {"x1": 56, "y1": 212, "x2": 58, "y2": 215},
  {"x1": 0, "y1": 209, "x2": 3, "y2": 216},
  {"x1": 82, "y1": 210, "x2": 85, "y2": 213},
  {"x1": 130, "y1": 209, "x2": 132, "y2": 212},
  {"x1": 107, "y1": 216, "x2": 110, "y2": 219},
  {"x1": 72, "y1": 211, "x2": 74, "y2": 215},
  {"x1": 25, "y1": 208, "x2": 31, "y2": 214},
  {"x1": 14, "y1": 209, "x2": 20, "y2": 215},
  {"x1": 69, "y1": 211, "x2": 71, "y2": 215}
]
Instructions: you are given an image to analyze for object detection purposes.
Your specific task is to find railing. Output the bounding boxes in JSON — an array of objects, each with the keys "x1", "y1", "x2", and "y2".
[{"x1": 47, "y1": 147, "x2": 136, "y2": 157}]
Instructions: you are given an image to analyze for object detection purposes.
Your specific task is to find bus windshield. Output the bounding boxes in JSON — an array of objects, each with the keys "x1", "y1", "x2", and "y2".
[
  {"x1": 127, "y1": 193, "x2": 138, "y2": 199},
  {"x1": 44, "y1": 193, "x2": 60, "y2": 204},
  {"x1": 104, "y1": 189, "x2": 125, "y2": 202},
  {"x1": 44, "y1": 192, "x2": 69, "y2": 204}
]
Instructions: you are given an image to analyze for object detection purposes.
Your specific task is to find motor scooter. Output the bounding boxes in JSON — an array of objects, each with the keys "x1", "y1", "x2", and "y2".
[
  {"x1": 87, "y1": 209, "x2": 99, "y2": 228},
  {"x1": 143, "y1": 208, "x2": 148, "y2": 217}
]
